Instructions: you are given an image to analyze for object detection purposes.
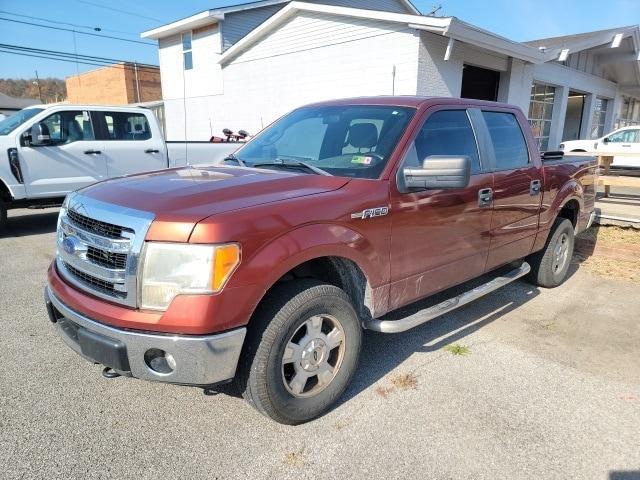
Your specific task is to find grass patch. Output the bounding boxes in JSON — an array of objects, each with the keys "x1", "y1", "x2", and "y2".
[
  {"x1": 284, "y1": 449, "x2": 305, "y2": 467},
  {"x1": 389, "y1": 372, "x2": 418, "y2": 390},
  {"x1": 444, "y1": 343, "x2": 470, "y2": 356}
]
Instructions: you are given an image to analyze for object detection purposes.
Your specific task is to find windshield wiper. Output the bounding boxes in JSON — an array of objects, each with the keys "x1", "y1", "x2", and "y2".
[
  {"x1": 222, "y1": 153, "x2": 247, "y2": 167},
  {"x1": 253, "y1": 158, "x2": 332, "y2": 176}
]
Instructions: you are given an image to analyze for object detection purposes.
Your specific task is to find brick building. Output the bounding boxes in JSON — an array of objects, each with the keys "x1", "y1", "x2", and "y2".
[{"x1": 66, "y1": 62, "x2": 162, "y2": 105}]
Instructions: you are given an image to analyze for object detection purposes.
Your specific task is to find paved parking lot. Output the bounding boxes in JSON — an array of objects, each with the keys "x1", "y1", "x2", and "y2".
[{"x1": 1, "y1": 208, "x2": 639, "y2": 480}]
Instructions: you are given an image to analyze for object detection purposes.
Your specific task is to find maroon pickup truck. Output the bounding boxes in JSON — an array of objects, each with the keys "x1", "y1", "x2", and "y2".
[{"x1": 45, "y1": 97, "x2": 596, "y2": 424}]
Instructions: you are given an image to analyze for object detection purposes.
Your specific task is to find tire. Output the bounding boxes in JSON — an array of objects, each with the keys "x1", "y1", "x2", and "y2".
[
  {"x1": 0, "y1": 199, "x2": 7, "y2": 234},
  {"x1": 527, "y1": 218, "x2": 575, "y2": 288},
  {"x1": 236, "y1": 279, "x2": 362, "y2": 425}
]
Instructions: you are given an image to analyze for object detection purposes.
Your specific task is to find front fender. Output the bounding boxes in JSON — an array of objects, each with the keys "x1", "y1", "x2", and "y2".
[{"x1": 232, "y1": 222, "x2": 386, "y2": 292}]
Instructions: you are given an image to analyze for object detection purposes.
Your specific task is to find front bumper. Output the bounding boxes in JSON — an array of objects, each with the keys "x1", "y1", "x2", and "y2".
[{"x1": 45, "y1": 287, "x2": 246, "y2": 386}]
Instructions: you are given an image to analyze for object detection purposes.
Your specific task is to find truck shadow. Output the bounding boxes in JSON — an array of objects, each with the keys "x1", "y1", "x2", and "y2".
[
  {"x1": 1, "y1": 209, "x2": 59, "y2": 237},
  {"x1": 610, "y1": 472, "x2": 640, "y2": 480},
  {"x1": 337, "y1": 275, "x2": 541, "y2": 406}
]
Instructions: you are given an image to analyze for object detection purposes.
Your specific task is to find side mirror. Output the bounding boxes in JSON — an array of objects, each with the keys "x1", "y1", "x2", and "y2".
[
  {"x1": 29, "y1": 122, "x2": 51, "y2": 146},
  {"x1": 602, "y1": 136, "x2": 610, "y2": 144},
  {"x1": 401, "y1": 155, "x2": 471, "y2": 190}
]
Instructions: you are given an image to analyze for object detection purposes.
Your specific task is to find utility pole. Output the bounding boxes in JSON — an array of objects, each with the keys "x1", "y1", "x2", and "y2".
[
  {"x1": 134, "y1": 61, "x2": 141, "y2": 103},
  {"x1": 33, "y1": 70, "x2": 43, "y2": 103}
]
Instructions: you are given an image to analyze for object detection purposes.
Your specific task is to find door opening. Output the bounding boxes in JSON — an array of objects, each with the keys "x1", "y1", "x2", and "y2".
[
  {"x1": 562, "y1": 91, "x2": 585, "y2": 141},
  {"x1": 461, "y1": 65, "x2": 500, "y2": 101}
]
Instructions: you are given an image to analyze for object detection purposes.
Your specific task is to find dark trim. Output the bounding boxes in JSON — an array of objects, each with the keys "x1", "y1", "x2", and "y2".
[{"x1": 6, "y1": 197, "x2": 65, "y2": 210}]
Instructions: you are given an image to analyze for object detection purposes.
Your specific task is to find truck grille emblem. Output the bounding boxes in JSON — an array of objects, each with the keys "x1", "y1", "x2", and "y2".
[{"x1": 351, "y1": 207, "x2": 389, "y2": 219}]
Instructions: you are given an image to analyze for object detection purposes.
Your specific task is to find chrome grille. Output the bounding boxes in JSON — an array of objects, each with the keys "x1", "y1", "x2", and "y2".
[
  {"x1": 56, "y1": 192, "x2": 154, "y2": 307},
  {"x1": 66, "y1": 209, "x2": 131, "y2": 239},
  {"x1": 86, "y1": 246, "x2": 127, "y2": 269},
  {"x1": 63, "y1": 262, "x2": 125, "y2": 298}
]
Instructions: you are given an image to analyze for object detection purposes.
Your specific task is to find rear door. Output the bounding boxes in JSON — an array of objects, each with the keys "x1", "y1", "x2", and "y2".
[
  {"x1": 93, "y1": 110, "x2": 166, "y2": 177},
  {"x1": 476, "y1": 109, "x2": 543, "y2": 270},
  {"x1": 18, "y1": 109, "x2": 107, "y2": 198},
  {"x1": 388, "y1": 107, "x2": 494, "y2": 310},
  {"x1": 601, "y1": 128, "x2": 640, "y2": 168}
]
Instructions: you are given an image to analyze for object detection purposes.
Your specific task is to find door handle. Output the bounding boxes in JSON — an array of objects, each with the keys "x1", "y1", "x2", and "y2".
[
  {"x1": 530, "y1": 179, "x2": 542, "y2": 195},
  {"x1": 621, "y1": 144, "x2": 631, "y2": 147},
  {"x1": 145, "y1": 148, "x2": 160, "y2": 153},
  {"x1": 84, "y1": 150, "x2": 101, "y2": 155},
  {"x1": 478, "y1": 188, "x2": 493, "y2": 208}
]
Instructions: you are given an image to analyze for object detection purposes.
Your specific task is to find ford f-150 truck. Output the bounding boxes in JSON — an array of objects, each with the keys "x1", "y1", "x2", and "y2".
[
  {"x1": 0, "y1": 104, "x2": 241, "y2": 231},
  {"x1": 45, "y1": 97, "x2": 596, "y2": 424}
]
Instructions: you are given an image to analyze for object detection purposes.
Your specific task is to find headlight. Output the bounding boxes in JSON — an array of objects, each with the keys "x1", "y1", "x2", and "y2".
[{"x1": 140, "y1": 242, "x2": 240, "y2": 311}]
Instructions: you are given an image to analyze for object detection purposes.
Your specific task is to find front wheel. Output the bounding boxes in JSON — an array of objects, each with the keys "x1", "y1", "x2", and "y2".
[
  {"x1": 527, "y1": 218, "x2": 575, "y2": 288},
  {"x1": 236, "y1": 280, "x2": 362, "y2": 425},
  {"x1": 0, "y1": 199, "x2": 7, "y2": 234}
]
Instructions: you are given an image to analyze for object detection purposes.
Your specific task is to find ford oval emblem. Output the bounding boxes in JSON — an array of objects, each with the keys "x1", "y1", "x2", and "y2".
[{"x1": 62, "y1": 236, "x2": 86, "y2": 256}]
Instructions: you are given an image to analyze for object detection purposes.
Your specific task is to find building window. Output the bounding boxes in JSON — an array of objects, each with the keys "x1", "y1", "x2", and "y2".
[
  {"x1": 528, "y1": 82, "x2": 555, "y2": 151},
  {"x1": 615, "y1": 96, "x2": 640, "y2": 129},
  {"x1": 591, "y1": 97, "x2": 608, "y2": 138},
  {"x1": 182, "y1": 32, "x2": 193, "y2": 70}
]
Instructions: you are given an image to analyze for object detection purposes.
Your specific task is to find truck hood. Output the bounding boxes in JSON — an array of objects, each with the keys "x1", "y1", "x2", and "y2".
[{"x1": 79, "y1": 165, "x2": 350, "y2": 241}]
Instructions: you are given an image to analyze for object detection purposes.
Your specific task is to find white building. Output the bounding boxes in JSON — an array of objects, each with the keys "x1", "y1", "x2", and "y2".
[{"x1": 142, "y1": 0, "x2": 640, "y2": 151}]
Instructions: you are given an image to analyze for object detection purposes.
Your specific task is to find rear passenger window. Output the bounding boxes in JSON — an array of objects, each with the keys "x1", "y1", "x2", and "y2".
[
  {"x1": 404, "y1": 110, "x2": 481, "y2": 174},
  {"x1": 482, "y1": 111, "x2": 529, "y2": 169},
  {"x1": 102, "y1": 112, "x2": 151, "y2": 141}
]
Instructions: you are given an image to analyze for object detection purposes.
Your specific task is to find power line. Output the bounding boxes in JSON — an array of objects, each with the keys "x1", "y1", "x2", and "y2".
[
  {"x1": 0, "y1": 9, "x2": 140, "y2": 37},
  {"x1": 0, "y1": 17, "x2": 156, "y2": 46},
  {"x1": 73, "y1": 0, "x2": 165, "y2": 22},
  {"x1": 1, "y1": 43, "x2": 158, "y2": 69},
  {"x1": 0, "y1": 43, "x2": 159, "y2": 73}
]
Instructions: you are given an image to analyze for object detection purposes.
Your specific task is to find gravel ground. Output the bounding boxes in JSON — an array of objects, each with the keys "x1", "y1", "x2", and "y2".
[{"x1": 1, "y1": 208, "x2": 639, "y2": 480}]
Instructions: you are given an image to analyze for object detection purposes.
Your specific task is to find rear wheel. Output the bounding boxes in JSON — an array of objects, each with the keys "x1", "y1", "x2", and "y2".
[
  {"x1": 236, "y1": 280, "x2": 362, "y2": 425},
  {"x1": 527, "y1": 218, "x2": 575, "y2": 288}
]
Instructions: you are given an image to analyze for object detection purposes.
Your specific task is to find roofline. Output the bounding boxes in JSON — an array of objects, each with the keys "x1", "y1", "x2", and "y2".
[
  {"x1": 218, "y1": 2, "x2": 546, "y2": 65},
  {"x1": 141, "y1": 0, "x2": 421, "y2": 40},
  {"x1": 142, "y1": 10, "x2": 225, "y2": 40}
]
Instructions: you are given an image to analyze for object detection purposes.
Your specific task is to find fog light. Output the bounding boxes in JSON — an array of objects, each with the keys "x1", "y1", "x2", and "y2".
[{"x1": 144, "y1": 348, "x2": 176, "y2": 374}]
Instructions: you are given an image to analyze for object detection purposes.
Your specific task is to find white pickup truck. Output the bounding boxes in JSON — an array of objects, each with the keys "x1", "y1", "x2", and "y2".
[
  {"x1": 560, "y1": 125, "x2": 640, "y2": 169},
  {"x1": 0, "y1": 104, "x2": 241, "y2": 230}
]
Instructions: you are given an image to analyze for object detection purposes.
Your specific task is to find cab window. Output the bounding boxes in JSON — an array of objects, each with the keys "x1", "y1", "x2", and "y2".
[
  {"x1": 606, "y1": 129, "x2": 639, "y2": 143},
  {"x1": 403, "y1": 110, "x2": 481, "y2": 174},
  {"x1": 482, "y1": 111, "x2": 530, "y2": 170},
  {"x1": 99, "y1": 112, "x2": 151, "y2": 141},
  {"x1": 38, "y1": 111, "x2": 95, "y2": 144}
]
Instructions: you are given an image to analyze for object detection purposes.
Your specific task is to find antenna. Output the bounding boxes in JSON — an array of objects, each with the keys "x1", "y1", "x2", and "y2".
[{"x1": 426, "y1": 4, "x2": 442, "y2": 16}]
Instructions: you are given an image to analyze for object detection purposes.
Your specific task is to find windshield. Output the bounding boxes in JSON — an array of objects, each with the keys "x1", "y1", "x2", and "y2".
[
  {"x1": 236, "y1": 105, "x2": 415, "y2": 179},
  {"x1": 0, "y1": 108, "x2": 44, "y2": 136}
]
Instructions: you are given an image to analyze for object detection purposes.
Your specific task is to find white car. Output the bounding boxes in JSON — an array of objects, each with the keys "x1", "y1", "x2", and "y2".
[
  {"x1": 560, "y1": 126, "x2": 640, "y2": 169},
  {"x1": 0, "y1": 104, "x2": 242, "y2": 231}
]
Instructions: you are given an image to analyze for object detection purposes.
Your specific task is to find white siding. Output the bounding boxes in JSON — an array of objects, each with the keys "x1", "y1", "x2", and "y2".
[
  {"x1": 220, "y1": 0, "x2": 414, "y2": 50},
  {"x1": 159, "y1": 24, "x2": 223, "y2": 101},
  {"x1": 166, "y1": 12, "x2": 420, "y2": 140}
]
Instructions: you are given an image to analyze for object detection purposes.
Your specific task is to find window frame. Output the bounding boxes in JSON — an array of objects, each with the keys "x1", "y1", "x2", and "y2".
[
  {"x1": 182, "y1": 31, "x2": 193, "y2": 71},
  {"x1": 26, "y1": 109, "x2": 96, "y2": 146},
  {"x1": 398, "y1": 107, "x2": 484, "y2": 176},
  {"x1": 527, "y1": 82, "x2": 556, "y2": 152},
  {"x1": 91, "y1": 111, "x2": 153, "y2": 142},
  {"x1": 474, "y1": 109, "x2": 532, "y2": 172}
]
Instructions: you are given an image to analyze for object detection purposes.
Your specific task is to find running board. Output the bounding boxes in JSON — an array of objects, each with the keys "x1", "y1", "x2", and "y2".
[{"x1": 364, "y1": 262, "x2": 531, "y2": 333}]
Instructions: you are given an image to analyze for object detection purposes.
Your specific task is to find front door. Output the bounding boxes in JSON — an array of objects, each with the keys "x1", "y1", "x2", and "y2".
[
  {"x1": 93, "y1": 110, "x2": 166, "y2": 177},
  {"x1": 19, "y1": 109, "x2": 107, "y2": 198},
  {"x1": 388, "y1": 108, "x2": 493, "y2": 312},
  {"x1": 478, "y1": 109, "x2": 543, "y2": 270}
]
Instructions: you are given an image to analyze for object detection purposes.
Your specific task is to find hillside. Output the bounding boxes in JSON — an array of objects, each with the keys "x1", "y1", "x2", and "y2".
[{"x1": 0, "y1": 78, "x2": 66, "y2": 103}]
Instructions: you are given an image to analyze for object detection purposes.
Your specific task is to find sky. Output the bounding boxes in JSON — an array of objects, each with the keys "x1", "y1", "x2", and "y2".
[{"x1": 0, "y1": 0, "x2": 638, "y2": 79}]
